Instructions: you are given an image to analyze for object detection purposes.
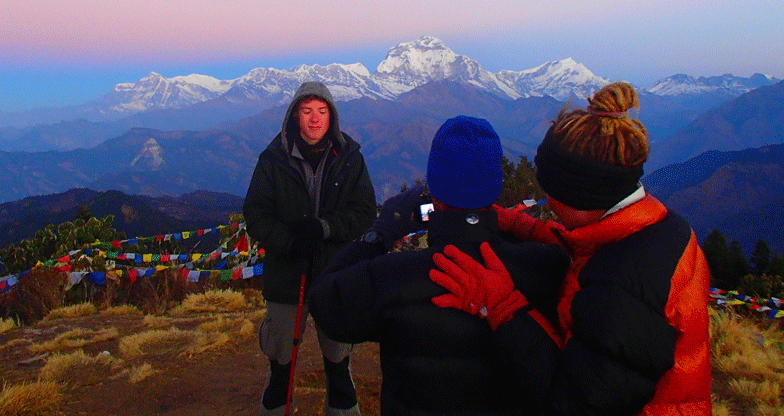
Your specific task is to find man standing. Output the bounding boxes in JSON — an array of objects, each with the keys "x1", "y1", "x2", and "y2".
[
  {"x1": 308, "y1": 116, "x2": 569, "y2": 415},
  {"x1": 243, "y1": 81, "x2": 376, "y2": 416}
]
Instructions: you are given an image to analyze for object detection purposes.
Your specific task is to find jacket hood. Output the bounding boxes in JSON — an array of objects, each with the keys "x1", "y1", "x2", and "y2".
[{"x1": 281, "y1": 81, "x2": 345, "y2": 151}]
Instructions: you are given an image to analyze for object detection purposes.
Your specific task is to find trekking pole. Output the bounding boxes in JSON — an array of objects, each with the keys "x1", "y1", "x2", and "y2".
[{"x1": 285, "y1": 271, "x2": 308, "y2": 416}]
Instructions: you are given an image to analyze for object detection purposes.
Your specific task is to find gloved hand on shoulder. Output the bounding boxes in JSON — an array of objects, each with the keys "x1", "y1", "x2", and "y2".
[
  {"x1": 430, "y1": 241, "x2": 530, "y2": 330},
  {"x1": 492, "y1": 204, "x2": 538, "y2": 238},
  {"x1": 492, "y1": 204, "x2": 563, "y2": 244},
  {"x1": 368, "y1": 183, "x2": 430, "y2": 251}
]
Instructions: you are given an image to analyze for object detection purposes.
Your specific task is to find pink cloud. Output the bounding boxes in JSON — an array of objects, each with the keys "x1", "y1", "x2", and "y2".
[{"x1": 1, "y1": 0, "x2": 620, "y2": 66}]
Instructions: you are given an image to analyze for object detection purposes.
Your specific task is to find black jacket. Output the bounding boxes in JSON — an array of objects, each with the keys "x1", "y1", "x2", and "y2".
[
  {"x1": 243, "y1": 82, "x2": 376, "y2": 304},
  {"x1": 308, "y1": 210, "x2": 570, "y2": 415}
]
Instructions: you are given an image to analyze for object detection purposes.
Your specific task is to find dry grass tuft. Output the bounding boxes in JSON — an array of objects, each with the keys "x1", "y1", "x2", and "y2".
[
  {"x1": 28, "y1": 327, "x2": 119, "y2": 354},
  {"x1": 241, "y1": 288, "x2": 265, "y2": 308},
  {"x1": 711, "y1": 305, "x2": 784, "y2": 414},
  {"x1": 729, "y1": 379, "x2": 781, "y2": 408},
  {"x1": 119, "y1": 327, "x2": 230, "y2": 360},
  {"x1": 187, "y1": 331, "x2": 231, "y2": 355},
  {"x1": 238, "y1": 319, "x2": 255, "y2": 338},
  {"x1": 170, "y1": 289, "x2": 250, "y2": 315},
  {"x1": 102, "y1": 304, "x2": 143, "y2": 316},
  {"x1": 198, "y1": 315, "x2": 254, "y2": 334},
  {"x1": 128, "y1": 362, "x2": 159, "y2": 384},
  {"x1": 0, "y1": 380, "x2": 61, "y2": 415},
  {"x1": 711, "y1": 394, "x2": 733, "y2": 416},
  {"x1": 2, "y1": 338, "x2": 31, "y2": 350},
  {"x1": 0, "y1": 317, "x2": 15, "y2": 334},
  {"x1": 142, "y1": 314, "x2": 175, "y2": 329},
  {"x1": 248, "y1": 308, "x2": 267, "y2": 322},
  {"x1": 752, "y1": 404, "x2": 784, "y2": 416},
  {"x1": 44, "y1": 302, "x2": 97, "y2": 320},
  {"x1": 40, "y1": 349, "x2": 119, "y2": 387}
]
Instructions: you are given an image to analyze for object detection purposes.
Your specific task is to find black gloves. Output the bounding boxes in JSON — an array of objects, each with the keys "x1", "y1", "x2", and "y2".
[
  {"x1": 368, "y1": 183, "x2": 431, "y2": 251},
  {"x1": 288, "y1": 217, "x2": 324, "y2": 259}
]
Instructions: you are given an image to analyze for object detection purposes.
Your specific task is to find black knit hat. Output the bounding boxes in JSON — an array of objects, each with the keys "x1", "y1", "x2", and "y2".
[{"x1": 534, "y1": 127, "x2": 644, "y2": 211}]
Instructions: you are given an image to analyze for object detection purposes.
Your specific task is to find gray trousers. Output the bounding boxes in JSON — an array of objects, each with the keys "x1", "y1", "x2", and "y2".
[
  {"x1": 259, "y1": 301, "x2": 353, "y2": 363},
  {"x1": 259, "y1": 302, "x2": 360, "y2": 416}
]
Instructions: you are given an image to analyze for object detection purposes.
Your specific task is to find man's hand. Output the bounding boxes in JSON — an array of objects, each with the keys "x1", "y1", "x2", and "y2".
[
  {"x1": 370, "y1": 184, "x2": 430, "y2": 251},
  {"x1": 288, "y1": 217, "x2": 323, "y2": 259},
  {"x1": 430, "y1": 242, "x2": 529, "y2": 330}
]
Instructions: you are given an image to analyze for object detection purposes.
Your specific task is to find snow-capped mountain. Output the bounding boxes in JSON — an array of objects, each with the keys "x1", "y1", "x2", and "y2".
[
  {"x1": 96, "y1": 72, "x2": 234, "y2": 114},
  {"x1": 371, "y1": 35, "x2": 521, "y2": 99},
  {"x1": 646, "y1": 73, "x2": 780, "y2": 96},
  {"x1": 223, "y1": 63, "x2": 382, "y2": 105},
  {"x1": 3, "y1": 36, "x2": 780, "y2": 128},
  {"x1": 89, "y1": 36, "x2": 612, "y2": 118},
  {"x1": 498, "y1": 58, "x2": 610, "y2": 101}
]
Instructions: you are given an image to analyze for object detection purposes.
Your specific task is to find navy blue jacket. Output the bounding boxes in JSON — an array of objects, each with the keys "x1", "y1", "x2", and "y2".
[{"x1": 308, "y1": 210, "x2": 569, "y2": 415}]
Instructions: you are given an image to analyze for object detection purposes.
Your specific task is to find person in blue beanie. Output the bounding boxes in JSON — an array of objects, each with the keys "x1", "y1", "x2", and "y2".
[{"x1": 308, "y1": 115, "x2": 570, "y2": 415}]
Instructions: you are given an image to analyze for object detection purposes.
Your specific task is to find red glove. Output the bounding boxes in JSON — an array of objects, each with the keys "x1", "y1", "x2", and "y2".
[
  {"x1": 491, "y1": 204, "x2": 562, "y2": 245},
  {"x1": 430, "y1": 242, "x2": 529, "y2": 330}
]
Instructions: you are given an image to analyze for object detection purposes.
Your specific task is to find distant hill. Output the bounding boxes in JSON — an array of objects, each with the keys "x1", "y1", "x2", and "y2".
[
  {"x1": 0, "y1": 188, "x2": 243, "y2": 248},
  {"x1": 647, "y1": 80, "x2": 784, "y2": 172},
  {"x1": 0, "y1": 80, "x2": 568, "y2": 204},
  {"x1": 0, "y1": 127, "x2": 264, "y2": 204},
  {"x1": 643, "y1": 144, "x2": 784, "y2": 255}
]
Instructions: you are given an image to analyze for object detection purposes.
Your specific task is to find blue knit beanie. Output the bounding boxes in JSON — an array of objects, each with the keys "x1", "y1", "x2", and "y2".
[{"x1": 426, "y1": 116, "x2": 503, "y2": 209}]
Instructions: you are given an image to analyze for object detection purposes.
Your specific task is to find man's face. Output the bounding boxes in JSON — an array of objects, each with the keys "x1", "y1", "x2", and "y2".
[{"x1": 297, "y1": 97, "x2": 330, "y2": 145}]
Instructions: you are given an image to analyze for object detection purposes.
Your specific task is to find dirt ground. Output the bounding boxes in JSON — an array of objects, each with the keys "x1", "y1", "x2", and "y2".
[{"x1": 0, "y1": 312, "x2": 382, "y2": 416}]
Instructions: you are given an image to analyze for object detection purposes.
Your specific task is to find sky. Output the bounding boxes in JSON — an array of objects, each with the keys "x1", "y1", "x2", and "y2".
[{"x1": 1, "y1": 0, "x2": 783, "y2": 113}]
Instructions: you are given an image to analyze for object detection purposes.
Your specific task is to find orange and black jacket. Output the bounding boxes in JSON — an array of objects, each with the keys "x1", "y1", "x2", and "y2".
[{"x1": 493, "y1": 195, "x2": 712, "y2": 415}]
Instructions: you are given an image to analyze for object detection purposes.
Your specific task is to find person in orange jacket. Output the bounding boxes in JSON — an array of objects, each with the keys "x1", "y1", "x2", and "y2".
[{"x1": 428, "y1": 82, "x2": 712, "y2": 415}]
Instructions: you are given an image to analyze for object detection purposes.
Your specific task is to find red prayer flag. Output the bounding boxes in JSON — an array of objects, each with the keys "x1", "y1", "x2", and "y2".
[{"x1": 234, "y1": 234, "x2": 249, "y2": 252}]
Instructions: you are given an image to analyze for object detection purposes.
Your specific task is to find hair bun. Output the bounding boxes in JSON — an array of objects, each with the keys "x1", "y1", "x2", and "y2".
[{"x1": 587, "y1": 82, "x2": 639, "y2": 114}]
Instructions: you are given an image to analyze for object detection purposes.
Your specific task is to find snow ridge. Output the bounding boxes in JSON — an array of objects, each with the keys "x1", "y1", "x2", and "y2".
[{"x1": 92, "y1": 36, "x2": 780, "y2": 117}]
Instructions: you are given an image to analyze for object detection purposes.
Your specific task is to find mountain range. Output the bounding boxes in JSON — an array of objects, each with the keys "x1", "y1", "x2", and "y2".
[
  {"x1": 1, "y1": 36, "x2": 778, "y2": 152},
  {"x1": 0, "y1": 35, "x2": 783, "y2": 256},
  {"x1": 2, "y1": 139, "x2": 782, "y2": 257},
  {"x1": 646, "y1": 80, "x2": 784, "y2": 170},
  {"x1": 643, "y1": 143, "x2": 784, "y2": 256}
]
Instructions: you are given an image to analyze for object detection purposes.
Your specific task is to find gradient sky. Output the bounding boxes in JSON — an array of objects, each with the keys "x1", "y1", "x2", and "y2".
[{"x1": 1, "y1": 0, "x2": 782, "y2": 112}]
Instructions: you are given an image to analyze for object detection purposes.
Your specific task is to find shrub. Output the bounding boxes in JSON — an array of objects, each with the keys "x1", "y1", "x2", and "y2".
[
  {"x1": 0, "y1": 267, "x2": 66, "y2": 324},
  {"x1": 121, "y1": 269, "x2": 189, "y2": 315},
  {"x1": 738, "y1": 274, "x2": 784, "y2": 299}
]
